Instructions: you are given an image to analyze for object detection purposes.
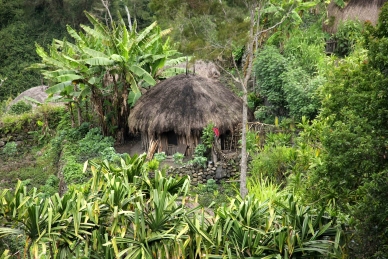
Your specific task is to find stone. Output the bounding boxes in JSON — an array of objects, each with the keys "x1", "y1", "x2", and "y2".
[
  {"x1": 0, "y1": 141, "x2": 4, "y2": 147},
  {"x1": 215, "y1": 166, "x2": 226, "y2": 179}
]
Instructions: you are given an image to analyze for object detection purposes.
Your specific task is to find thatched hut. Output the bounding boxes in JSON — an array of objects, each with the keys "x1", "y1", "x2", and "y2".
[
  {"x1": 324, "y1": 0, "x2": 387, "y2": 34},
  {"x1": 9, "y1": 85, "x2": 49, "y2": 107},
  {"x1": 128, "y1": 74, "x2": 251, "y2": 156}
]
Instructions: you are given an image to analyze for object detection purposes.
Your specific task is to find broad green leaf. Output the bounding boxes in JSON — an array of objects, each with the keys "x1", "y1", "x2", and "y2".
[
  {"x1": 67, "y1": 25, "x2": 85, "y2": 44},
  {"x1": 263, "y1": 5, "x2": 281, "y2": 14},
  {"x1": 129, "y1": 65, "x2": 156, "y2": 86},
  {"x1": 56, "y1": 74, "x2": 83, "y2": 82},
  {"x1": 296, "y1": 1, "x2": 319, "y2": 11},
  {"x1": 84, "y1": 57, "x2": 115, "y2": 66},
  {"x1": 22, "y1": 96, "x2": 42, "y2": 105},
  {"x1": 81, "y1": 47, "x2": 109, "y2": 58},
  {"x1": 46, "y1": 81, "x2": 72, "y2": 94},
  {"x1": 136, "y1": 22, "x2": 157, "y2": 44},
  {"x1": 110, "y1": 54, "x2": 125, "y2": 62},
  {"x1": 127, "y1": 91, "x2": 142, "y2": 107}
]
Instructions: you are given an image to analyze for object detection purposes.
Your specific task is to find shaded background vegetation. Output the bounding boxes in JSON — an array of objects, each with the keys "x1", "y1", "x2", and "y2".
[{"x1": 1, "y1": 0, "x2": 388, "y2": 258}]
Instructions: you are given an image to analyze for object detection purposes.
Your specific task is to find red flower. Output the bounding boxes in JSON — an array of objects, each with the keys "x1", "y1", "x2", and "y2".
[{"x1": 213, "y1": 127, "x2": 220, "y2": 138}]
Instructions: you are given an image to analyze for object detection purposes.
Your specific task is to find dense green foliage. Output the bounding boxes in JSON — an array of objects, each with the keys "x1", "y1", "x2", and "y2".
[
  {"x1": 0, "y1": 0, "x2": 156, "y2": 101},
  {"x1": 2, "y1": 0, "x2": 388, "y2": 258},
  {"x1": 149, "y1": 0, "x2": 249, "y2": 59},
  {"x1": 31, "y1": 11, "x2": 185, "y2": 139},
  {"x1": 0, "y1": 153, "x2": 343, "y2": 258},
  {"x1": 333, "y1": 20, "x2": 363, "y2": 57}
]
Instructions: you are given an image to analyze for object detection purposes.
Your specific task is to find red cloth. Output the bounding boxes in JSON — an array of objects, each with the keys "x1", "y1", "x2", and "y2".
[{"x1": 213, "y1": 127, "x2": 220, "y2": 138}]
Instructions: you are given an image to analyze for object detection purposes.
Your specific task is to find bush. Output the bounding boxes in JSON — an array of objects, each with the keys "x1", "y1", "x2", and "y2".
[
  {"x1": 153, "y1": 152, "x2": 167, "y2": 162},
  {"x1": 202, "y1": 122, "x2": 215, "y2": 149},
  {"x1": 40, "y1": 175, "x2": 59, "y2": 195},
  {"x1": 77, "y1": 127, "x2": 114, "y2": 160},
  {"x1": 173, "y1": 152, "x2": 184, "y2": 165},
  {"x1": 254, "y1": 45, "x2": 288, "y2": 119},
  {"x1": 250, "y1": 145, "x2": 296, "y2": 185},
  {"x1": 189, "y1": 144, "x2": 207, "y2": 168},
  {"x1": 100, "y1": 147, "x2": 121, "y2": 162},
  {"x1": 350, "y1": 171, "x2": 388, "y2": 258},
  {"x1": 281, "y1": 66, "x2": 322, "y2": 120},
  {"x1": 62, "y1": 156, "x2": 84, "y2": 184},
  {"x1": 2, "y1": 141, "x2": 17, "y2": 157},
  {"x1": 334, "y1": 20, "x2": 363, "y2": 57},
  {"x1": 146, "y1": 159, "x2": 160, "y2": 171},
  {"x1": 7, "y1": 101, "x2": 32, "y2": 115},
  {"x1": 265, "y1": 132, "x2": 292, "y2": 147}
]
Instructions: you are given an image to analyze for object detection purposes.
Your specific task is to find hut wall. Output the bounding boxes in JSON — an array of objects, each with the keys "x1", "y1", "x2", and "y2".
[
  {"x1": 142, "y1": 130, "x2": 240, "y2": 157},
  {"x1": 158, "y1": 134, "x2": 168, "y2": 154},
  {"x1": 145, "y1": 133, "x2": 201, "y2": 156}
]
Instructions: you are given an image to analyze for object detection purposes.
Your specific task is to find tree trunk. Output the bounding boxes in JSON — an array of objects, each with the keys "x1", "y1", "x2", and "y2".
[
  {"x1": 240, "y1": 91, "x2": 248, "y2": 197},
  {"x1": 239, "y1": 3, "x2": 258, "y2": 198},
  {"x1": 68, "y1": 103, "x2": 75, "y2": 128},
  {"x1": 77, "y1": 103, "x2": 82, "y2": 127}
]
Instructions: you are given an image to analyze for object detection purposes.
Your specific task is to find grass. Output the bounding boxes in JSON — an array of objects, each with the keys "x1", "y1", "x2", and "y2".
[
  {"x1": 190, "y1": 180, "x2": 239, "y2": 209},
  {"x1": 0, "y1": 146, "x2": 56, "y2": 190}
]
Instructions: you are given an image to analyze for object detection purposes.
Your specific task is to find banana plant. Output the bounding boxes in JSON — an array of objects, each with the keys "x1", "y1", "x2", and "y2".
[{"x1": 31, "y1": 12, "x2": 184, "y2": 138}]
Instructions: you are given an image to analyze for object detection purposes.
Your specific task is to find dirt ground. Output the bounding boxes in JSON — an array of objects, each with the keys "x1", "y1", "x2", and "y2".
[{"x1": 114, "y1": 140, "x2": 145, "y2": 157}]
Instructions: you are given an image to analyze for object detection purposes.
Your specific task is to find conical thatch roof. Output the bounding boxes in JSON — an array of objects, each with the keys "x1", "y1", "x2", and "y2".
[
  {"x1": 128, "y1": 74, "x2": 250, "y2": 138},
  {"x1": 9, "y1": 85, "x2": 49, "y2": 106},
  {"x1": 324, "y1": 0, "x2": 387, "y2": 33}
]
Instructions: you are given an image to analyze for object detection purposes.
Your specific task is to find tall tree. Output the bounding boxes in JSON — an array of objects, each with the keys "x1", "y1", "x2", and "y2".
[{"x1": 231, "y1": 0, "x2": 319, "y2": 197}]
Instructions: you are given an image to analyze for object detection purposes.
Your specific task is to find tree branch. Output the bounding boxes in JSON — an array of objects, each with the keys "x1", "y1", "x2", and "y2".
[
  {"x1": 124, "y1": 5, "x2": 132, "y2": 31},
  {"x1": 101, "y1": 0, "x2": 113, "y2": 26}
]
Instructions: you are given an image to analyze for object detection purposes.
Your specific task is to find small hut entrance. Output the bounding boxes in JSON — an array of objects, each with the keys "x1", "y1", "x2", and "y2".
[
  {"x1": 166, "y1": 131, "x2": 178, "y2": 145},
  {"x1": 166, "y1": 131, "x2": 178, "y2": 155}
]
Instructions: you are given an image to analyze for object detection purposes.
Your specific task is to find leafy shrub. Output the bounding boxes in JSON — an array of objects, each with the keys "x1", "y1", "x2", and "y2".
[
  {"x1": 2, "y1": 141, "x2": 17, "y2": 156},
  {"x1": 247, "y1": 92, "x2": 262, "y2": 110},
  {"x1": 202, "y1": 122, "x2": 215, "y2": 149},
  {"x1": 334, "y1": 20, "x2": 363, "y2": 57},
  {"x1": 0, "y1": 98, "x2": 12, "y2": 117},
  {"x1": 66, "y1": 122, "x2": 91, "y2": 141},
  {"x1": 8, "y1": 101, "x2": 32, "y2": 115},
  {"x1": 62, "y1": 156, "x2": 84, "y2": 184},
  {"x1": 146, "y1": 159, "x2": 160, "y2": 171},
  {"x1": 333, "y1": 0, "x2": 345, "y2": 8},
  {"x1": 239, "y1": 130, "x2": 260, "y2": 154},
  {"x1": 350, "y1": 171, "x2": 388, "y2": 258},
  {"x1": 77, "y1": 127, "x2": 114, "y2": 160},
  {"x1": 194, "y1": 144, "x2": 206, "y2": 157},
  {"x1": 153, "y1": 152, "x2": 167, "y2": 162},
  {"x1": 254, "y1": 45, "x2": 288, "y2": 119},
  {"x1": 265, "y1": 132, "x2": 292, "y2": 147},
  {"x1": 100, "y1": 147, "x2": 121, "y2": 162},
  {"x1": 173, "y1": 152, "x2": 184, "y2": 165},
  {"x1": 281, "y1": 66, "x2": 322, "y2": 120},
  {"x1": 205, "y1": 179, "x2": 217, "y2": 192},
  {"x1": 40, "y1": 175, "x2": 59, "y2": 195},
  {"x1": 250, "y1": 145, "x2": 296, "y2": 184},
  {"x1": 248, "y1": 176, "x2": 286, "y2": 204},
  {"x1": 282, "y1": 26, "x2": 325, "y2": 74},
  {"x1": 189, "y1": 144, "x2": 207, "y2": 168}
]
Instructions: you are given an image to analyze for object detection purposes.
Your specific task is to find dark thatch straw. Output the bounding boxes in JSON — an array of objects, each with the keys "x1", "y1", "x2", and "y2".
[{"x1": 128, "y1": 74, "x2": 252, "y2": 139}]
